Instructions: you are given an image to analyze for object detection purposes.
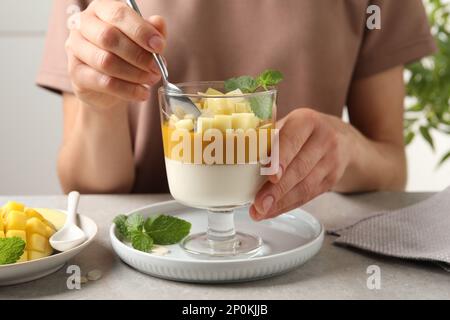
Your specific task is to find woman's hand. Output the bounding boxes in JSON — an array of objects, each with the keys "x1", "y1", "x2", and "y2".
[
  {"x1": 65, "y1": 0, "x2": 166, "y2": 109},
  {"x1": 250, "y1": 108, "x2": 354, "y2": 220}
]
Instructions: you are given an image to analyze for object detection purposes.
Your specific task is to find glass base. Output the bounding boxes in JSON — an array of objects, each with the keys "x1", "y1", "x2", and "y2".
[{"x1": 181, "y1": 232, "x2": 263, "y2": 258}]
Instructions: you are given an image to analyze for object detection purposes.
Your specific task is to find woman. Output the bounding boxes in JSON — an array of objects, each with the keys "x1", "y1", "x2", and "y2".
[{"x1": 37, "y1": 0, "x2": 436, "y2": 221}]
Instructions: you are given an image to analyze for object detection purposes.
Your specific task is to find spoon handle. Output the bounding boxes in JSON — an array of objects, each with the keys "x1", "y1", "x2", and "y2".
[
  {"x1": 67, "y1": 191, "x2": 80, "y2": 226},
  {"x1": 126, "y1": 0, "x2": 169, "y2": 83}
]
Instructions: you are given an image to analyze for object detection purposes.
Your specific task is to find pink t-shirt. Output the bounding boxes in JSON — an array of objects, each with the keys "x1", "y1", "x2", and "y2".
[{"x1": 37, "y1": 0, "x2": 436, "y2": 193}]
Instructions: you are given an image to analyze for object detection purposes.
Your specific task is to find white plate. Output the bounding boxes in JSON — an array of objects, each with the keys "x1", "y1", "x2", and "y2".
[
  {"x1": 110, "y1": 200, "x2": 324, "y2": 283},
  {"x1": 0, "y1": 210, "x2": 97, "y2": 286}
]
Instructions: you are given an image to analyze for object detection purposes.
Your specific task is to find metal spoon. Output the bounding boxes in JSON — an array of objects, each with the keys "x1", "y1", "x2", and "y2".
[
  {"x1": 126, "y1": 0, "x2": 201, "y2": 118},
  {"x1": 49, "y1": 191, "x2": 86, "y2": 252}
]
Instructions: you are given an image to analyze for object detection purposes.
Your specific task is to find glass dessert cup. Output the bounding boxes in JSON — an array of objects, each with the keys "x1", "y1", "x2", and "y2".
[{"x1": 159, "y1": 81, "x2": 277, "y2": 258}]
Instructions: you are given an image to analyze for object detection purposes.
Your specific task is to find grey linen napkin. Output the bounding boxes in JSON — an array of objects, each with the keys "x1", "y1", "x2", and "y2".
[{"x1": 331, "y1": 187, "x2": 450, "y2": 271}]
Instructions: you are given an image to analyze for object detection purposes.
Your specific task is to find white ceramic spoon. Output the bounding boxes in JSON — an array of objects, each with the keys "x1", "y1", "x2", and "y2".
[{"x1": 50, "y1": 191, "x2": 86, "y2": 252}]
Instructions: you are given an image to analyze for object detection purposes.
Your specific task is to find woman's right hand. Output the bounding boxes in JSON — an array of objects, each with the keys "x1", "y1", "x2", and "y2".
[{"x1": 65, "y1": 0, "x2": 166, "y2": 109}]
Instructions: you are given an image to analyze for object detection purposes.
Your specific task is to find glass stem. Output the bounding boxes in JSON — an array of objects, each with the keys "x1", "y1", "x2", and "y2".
[{"x1": 207, "y1": 210, "x2": 236, "y2": 242}]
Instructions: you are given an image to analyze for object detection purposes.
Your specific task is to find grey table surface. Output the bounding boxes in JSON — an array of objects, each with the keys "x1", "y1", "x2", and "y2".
[{"x1": 0, "y1": 192, "x2": 449, "y2": 300}]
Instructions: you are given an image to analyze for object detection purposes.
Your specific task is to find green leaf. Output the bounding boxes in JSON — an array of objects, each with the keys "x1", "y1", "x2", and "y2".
[
  {"x1": 131, "y1": 231, "x2": 153, "y2": 252},
  {"x1": 404, "y1": 131, "x2": 415, "y2": 145},
  {"x1": 224, "y1": 76, "x2": 259, "y2": 93},
  {"x1": 125, "y1": 213, "x2": 144, "y2": 233},
  {"x1": 0, "y1": 237, "x2": 26, "y2": 265},
  {"x1": 406, "y1": 103, "x2": 425, "y2": 112},
  {"x1": 113, "y1": 215, "x2": 130, "y2": 241},
  {"x1": 438, "y1": 150, "x2": 450, "y2": 167},
  {"x1": 144, "y1": 216, "x2": 157, "y2": 232},
  {"x1": 144, "y1": 215, "x2": 191, "y2": 245},
  {"x1": 419, "y1": 126, "x2": 435, "y2": 151},
  {"x1": 249, "y1": 95, "x2": 273, "y2": 120},
  {"x1": 257, "y1": 69, "x2": 284, "y2": 89}
]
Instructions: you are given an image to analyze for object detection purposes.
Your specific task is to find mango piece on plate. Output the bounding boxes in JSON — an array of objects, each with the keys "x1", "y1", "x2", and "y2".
[
  {"x1": 6, "y1": 211, "x2": 27, "y2": 231},
  {"x1": 27, "y1": 233, "x2": 48, "y2": 252},
  {"x1": 45, "y1": 225, "x2": 56, "y2": 238},
  {"x1": 28, "y1": 250, "x2": 48, "y2": 261},
  {"x1": 17, "y1": 251, "x2": 28, "y2": 263},
  {"x1": 25, "y1": 208, "x2": 44, "y2": 221},
  {"x1": 26, "y1": 217, "x2": 48, "y2": 237},
  {"x1": 6, "y1": 230, "x2": 26, "y2": 242},
  {"x1": 3, "y1": 201, "x2": 25, "y2": 213}
]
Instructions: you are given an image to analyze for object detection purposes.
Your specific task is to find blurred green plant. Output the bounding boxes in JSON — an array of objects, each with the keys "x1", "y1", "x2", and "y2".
[{"x1": 405, "y1": 0, "x2": 450, "y2": 166}]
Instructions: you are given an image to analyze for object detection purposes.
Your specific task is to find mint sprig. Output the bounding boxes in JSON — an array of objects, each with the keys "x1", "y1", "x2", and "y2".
[
  {"x1": 145, "y1": 215, "x2": 192, "y2": 245},
  {"x1": 0, "y1": 237, "x2": 26, "y2": 265},
  {"x1": 258, "y1": 69, "x2": 283, "y2": 90},
  {"x1": 224, "y1": 69, "x2": 283, "y2": 120},
  {"x1": 114, "y1": 214, "x2": 191, "y2": 253}
]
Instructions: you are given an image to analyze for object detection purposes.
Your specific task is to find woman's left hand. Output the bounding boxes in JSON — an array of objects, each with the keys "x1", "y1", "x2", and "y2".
[{"x1": 250, "y1": 108, "x2": 353, "y2": 220}]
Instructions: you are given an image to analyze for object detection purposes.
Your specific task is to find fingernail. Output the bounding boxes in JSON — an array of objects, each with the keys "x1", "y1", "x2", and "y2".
[
  {"x1": 276, "y1": 166, "x2": 283, "y2": 180},
  {"x1": 148, "y1": 36, "x2": 164, "y2": 51},
  {"x1": 262, "y1": 195, "x2": 274, "y2": 214}
]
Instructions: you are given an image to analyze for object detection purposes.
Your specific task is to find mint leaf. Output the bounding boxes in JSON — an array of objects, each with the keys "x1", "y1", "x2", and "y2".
[
  {"x1": 131, "y1": 231, "x2": 153, "y2": 252},
  {"x1": 144, "y1": 216, "x2": 157, "y2": 232},
  {"x1": 257, "y1": 69, "x2": 284, "y2": 89},
  {"x1": 224, "y1": 76, "x2": 259, "y2": 93},
  {"x1": 113, "y1": 215, "x2": 130, "y2": 241},
  {"x1": 249, "y1": 95, "x2": 273, "y2": 120},
  {"x1": 144, "y1": 215, "x2": 191, "y2": 245},
  {"x1": 0, "y1": 237, "x2": 26, "y2": 265},
  {"x1": 126, "y1": 213, "x2": 144, "y2": 233}
]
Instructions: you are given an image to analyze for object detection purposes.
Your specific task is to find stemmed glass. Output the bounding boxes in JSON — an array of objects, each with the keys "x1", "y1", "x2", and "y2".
[{"x1": 159, "y1": 81, "x2": 277, "y2": 257}]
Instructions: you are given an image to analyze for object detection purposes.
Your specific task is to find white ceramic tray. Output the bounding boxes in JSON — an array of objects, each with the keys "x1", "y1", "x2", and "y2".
[
  {"x1": 110, "y1": 200, "x2": 324, "y2": 283},
  {"x1": 0, "y1": 210, "x2": 97, "y2": 286}
]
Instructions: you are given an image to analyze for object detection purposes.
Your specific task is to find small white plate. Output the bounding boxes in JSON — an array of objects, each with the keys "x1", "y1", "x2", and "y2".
[
  {"x1": 0, "y1": 210, "x2": 97, "y2": 286},
  {"x1": 110, "y1": 201, "x2": 324, "y2": 283}
]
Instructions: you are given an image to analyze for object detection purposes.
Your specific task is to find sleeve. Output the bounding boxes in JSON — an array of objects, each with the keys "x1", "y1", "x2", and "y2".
[
  {"x1": 36, "y1": 0, "x2": 90, "y2": 94},
  {"x1": 353, "y1": 0, "x2": 437, "y2": 79}
]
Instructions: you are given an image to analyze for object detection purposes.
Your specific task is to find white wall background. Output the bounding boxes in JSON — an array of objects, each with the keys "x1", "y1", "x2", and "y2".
[
  {"x1": 0, "y1": 0, "x2": 448, "y2": 195},
  {"x1": 0, "y1": 0, "x2": 62, "y2": 195}
]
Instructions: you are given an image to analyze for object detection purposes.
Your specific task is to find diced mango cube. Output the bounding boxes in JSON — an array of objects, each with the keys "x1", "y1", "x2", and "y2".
[
  {"x1": 25, "y1": 208, "x2": 45, "y2": 221},
  {"x1": 197, "y1": 117, "x2": 214, "y2": 133},
  {"x1": 204, "y1": 88, "x2": 224, "y2": 96},
  {"x1": 6, "y1": 211, "x2": 28, "y2": 230},
  {"x1": 17, "y1": 251, "x2": 28, "y2": 263},
  {"x1": 214, "y1": 115, "x2": 233, "y2": 133},
  {"x1": 175, "y1": 119, "x2": 194, "y2": 131},
  {"x1": 44, "y1": 242, "x2": 53, "y2": 256},
  {"x1": 231, "y1": 113, "x2": 259, "y2": 130},
  {"x1": 26, "y1": 217, "x2": 48, "y2": 237},
  {"x1": 27, "y1": 233, "x2": 47, "y2": 252},
  {"x1": 4, "y1": 201, "x2": 25, "y2": 213},
  {"x1": 207, "y1": 98, "x2": 227, "y2": 115},
  {"x1": 235, "y1": 102, "x2": 252, "y2": 113},
  {"x1": 28, "y1": 250, "x2": 48, "y2": 261},
  {"x1": 6, "y1": 230, "x2": 26, "y2": 242},
  {"x1": 45, "y1": 225, "x2": 56, "y2": 238}
]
